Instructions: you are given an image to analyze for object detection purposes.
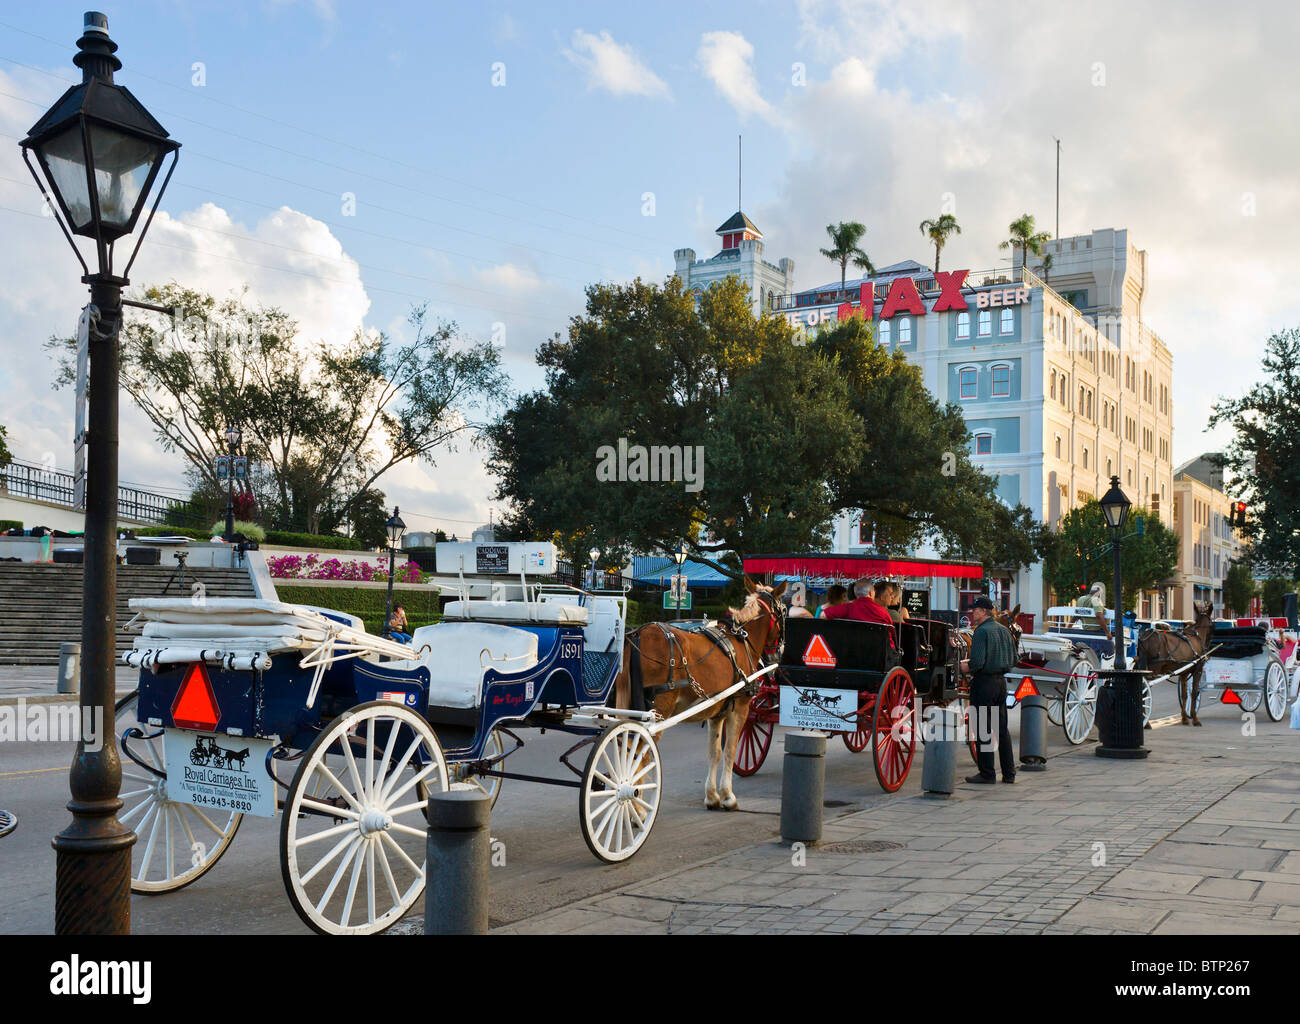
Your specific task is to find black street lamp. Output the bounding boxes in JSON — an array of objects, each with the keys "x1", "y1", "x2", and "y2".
[
  {"x1": 21, "y1": 12, "x2": 179, "y2": 935},
  {"x1": 384, "y1": 508, "x2": 406, "y2": 636},
  {"x1": 1099, "y1": 475, "x2": 1132, "y2": 670},
  {"x1": 674, "y1": 539, "x2": 688, "y2": 622},
  {"x1": 223, "y1": 423, "x2": 242, "y2": 544}
]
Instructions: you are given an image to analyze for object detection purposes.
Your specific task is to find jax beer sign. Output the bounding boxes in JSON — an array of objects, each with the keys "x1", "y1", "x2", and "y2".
[{"x1": 781, "y1": 269, "x2": 1031, "y2": 330}]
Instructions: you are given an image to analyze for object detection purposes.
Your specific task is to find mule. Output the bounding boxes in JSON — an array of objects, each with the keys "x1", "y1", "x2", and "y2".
[
  {"x1": 614, "y1": 578, "x2": 785, "y2": 811},
  {"x1": 1136, "y1": 601, "x2": 1214, "y2": 725}
]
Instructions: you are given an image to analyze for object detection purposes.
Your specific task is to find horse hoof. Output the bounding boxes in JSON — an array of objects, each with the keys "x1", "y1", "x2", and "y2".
[
  {"x1": 705, "y1": 797, "x2": 721, "y2": 810},
  {"x1": 721, "y1": 796, "x2": 739, "y2": 811},
  {"x1": 1192, "y1": 719, "x2": 1202, "y2": 727}
]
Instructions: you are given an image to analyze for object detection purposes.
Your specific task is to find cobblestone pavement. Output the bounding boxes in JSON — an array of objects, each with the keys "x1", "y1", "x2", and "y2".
[{"x1": 499, "y1": 715, "x2": 1300, "y2": 935}]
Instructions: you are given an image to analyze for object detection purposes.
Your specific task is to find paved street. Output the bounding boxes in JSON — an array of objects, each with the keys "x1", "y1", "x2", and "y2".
[{"x1": 9, "y1": 663, "x2": 1294, "y2": 935}]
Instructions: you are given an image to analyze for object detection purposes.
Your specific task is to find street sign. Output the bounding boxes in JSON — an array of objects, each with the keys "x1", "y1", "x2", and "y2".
[
  {"x1": 902, "y1": 588, "x2": 930, "y2": 618},
  {"x1": 233, "y1": 456, "x2": 247, "y2": 481},
  {"x1": 663, "y1": 588, "x2": 692, "y2": 611},
  {"x1": 216, "y1": 455, "x2": 230, "y2": 482}
]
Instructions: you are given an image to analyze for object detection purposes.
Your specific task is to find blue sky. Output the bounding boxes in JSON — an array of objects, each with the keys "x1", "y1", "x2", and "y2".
[{"x1": 2, "y1": 1, "x2": 1298, "y2": 532}]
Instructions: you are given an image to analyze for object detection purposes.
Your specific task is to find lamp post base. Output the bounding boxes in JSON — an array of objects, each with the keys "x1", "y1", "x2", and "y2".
[
  {"x1": 1096, "y1": 745, "x2": 1150, "y2": 760},
  {"x1": 53, "y1": 813, "x2": 135, "y2": 934}
]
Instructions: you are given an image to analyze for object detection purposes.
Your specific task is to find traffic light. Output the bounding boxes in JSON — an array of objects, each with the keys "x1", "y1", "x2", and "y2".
[
  {"x1": 1231, "y1": 501, "x2": 1247, "y2": 529},
  {"x1": 1078, "y1": 583, "x2": 1088, "y2": 595}
]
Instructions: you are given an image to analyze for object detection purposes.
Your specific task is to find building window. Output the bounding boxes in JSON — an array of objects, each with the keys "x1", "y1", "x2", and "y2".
[
  {"x1": 975, "y1": 433, "x2": 992, "y2": 455},
  {"x1": 959, "y1": 367, "x2": 977, "y2": 399},
  {"x1": 879, "y1": 320, "x2": 891, "y2": 347},
  {"x1": 1083, "y1": 447, "x2": 1089, "y2": 468},
  {"x1": 898, "y1": 317, "x2": 912, "y2": 344},
  {"x1": 1055, "y1": 435, "x2": 1062, "y2": 459},
  {"x1": 956, "y1": 312, "x2": 970, "y2": 340},
  {"x1": 1106, "y1": 458, "x2": 1112, "y2": 477},
  {"x1": 991, "y1": 364, "x2": 1011, "y2": 397},
  {"x1": 978, "y1": 310, "x2": 991, "y2": 337},
  {"x1": 1000, "y1": 307, "x2": 1014, "y2": 335},
  {"x1": 1049, "y1": 370, "x2": 1056, "y2": 399}
]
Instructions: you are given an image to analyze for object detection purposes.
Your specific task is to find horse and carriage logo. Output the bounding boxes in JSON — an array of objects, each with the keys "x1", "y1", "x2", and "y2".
[
  {"x1": 189, "y1": 735, "x2": 251, "y2": 772},
  {"x1": 798, "y1": 689, "x2": 841, "y2": 709}
]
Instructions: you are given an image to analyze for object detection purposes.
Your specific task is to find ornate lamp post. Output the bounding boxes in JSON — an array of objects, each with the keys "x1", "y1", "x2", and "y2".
[
  {"x1": 384, "y1": 508, "x2": 406, "y2": 635},
  {"x1": 1098, "y1": 475, "x2": 1132, "y2": 669},
  {"x1": 587, "y1": 546, "x2": 599, "y2": 590},
  {"x1": 21, "y1": 11, "x2": 179, "y2": 934},
  {"x1": 223, "y1": 423, "x2": 242, "y2": 543}
]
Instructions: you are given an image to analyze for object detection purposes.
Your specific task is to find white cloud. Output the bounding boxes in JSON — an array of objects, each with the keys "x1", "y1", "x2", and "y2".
[
  {"x1": 696, "y1": 31, "x2": 781, "y2": 125},
  {"x1": 563, "y1": 29, "x2": 671, "y2": 99},
  {"x1": 473, "y1": 263, "x2": 544, "y2": 294}
]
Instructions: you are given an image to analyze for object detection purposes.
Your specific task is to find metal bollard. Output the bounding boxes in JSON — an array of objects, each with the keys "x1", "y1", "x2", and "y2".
[
  {"x1": 1018, "y1": 694, "x2": 1048, "y2": 771},
  {"x1": 780, "y1": 730, "x2": 826, "y2": 844},
  {"x1": 426, "y1": 789, "x2": 491, "y2": 935},
  {"x1": 921, "y1": 705, "x2": 959, "y2": 797},
  {"x1": 58, "y1": 642, "x2": 80, "y2": 695}
]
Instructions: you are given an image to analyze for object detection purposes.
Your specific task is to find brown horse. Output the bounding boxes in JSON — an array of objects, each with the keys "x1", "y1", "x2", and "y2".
[
  {"x1": 614, "y1": 578, "x2": 785, "y2": 811},
  {"x1": 1136, "y1": 601, "x2": 1214, "y2": 725}
]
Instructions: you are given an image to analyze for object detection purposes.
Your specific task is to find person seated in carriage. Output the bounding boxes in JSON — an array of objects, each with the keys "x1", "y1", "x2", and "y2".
[
  {"x1": 822, "y1": 578, "x2": 897, "y2": 645},
  {"x1": 385, "y1": 603, "x2": 411, "y2": 644},
  {"x1": 875, "y1": 580, "x2": 909, "y2": 624},
  {"x1": 783, "y1": 580, "x2": 814, "y2": 618},
  {"x1": 816, "y1": 584, "x2": 848, "y2": 618}
]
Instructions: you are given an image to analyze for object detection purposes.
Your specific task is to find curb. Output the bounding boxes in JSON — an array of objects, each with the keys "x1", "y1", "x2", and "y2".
[{"x1": 0, "y1": 690, "x2": 135, "y2": 708}]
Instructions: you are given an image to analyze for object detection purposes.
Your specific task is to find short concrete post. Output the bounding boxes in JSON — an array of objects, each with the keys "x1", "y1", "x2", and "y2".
[
  {"x1": 1019, "y1": 694, "x2": 1048, "y2": 771},
  {"x1": 57, "y1": 642, "x2": 80, "y2": 695},
  {"x1": 426, "y1": 789, "x2": 491, "y2": 935},
  {"x1": 780, "y1": 730, "x2": 825, "y2": 844},
  {"x1": 921, "y1": 705, "x2": 959, "y2": 796}
]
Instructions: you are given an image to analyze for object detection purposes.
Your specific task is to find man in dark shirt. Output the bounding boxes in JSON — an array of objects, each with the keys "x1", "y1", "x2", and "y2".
[{"x1": 960, "y1": 596, "x2": 1017, "y2": 784}]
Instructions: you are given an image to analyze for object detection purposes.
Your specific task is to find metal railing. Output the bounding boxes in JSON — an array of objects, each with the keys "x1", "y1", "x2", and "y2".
[{"x1": 1, "y1": 459, "x2": 205, "y2": 528}]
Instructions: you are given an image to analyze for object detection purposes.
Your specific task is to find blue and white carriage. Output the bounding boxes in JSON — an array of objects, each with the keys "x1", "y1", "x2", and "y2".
[{"x1": 115, "y1": 583, "x2": 771, "y2": 934}]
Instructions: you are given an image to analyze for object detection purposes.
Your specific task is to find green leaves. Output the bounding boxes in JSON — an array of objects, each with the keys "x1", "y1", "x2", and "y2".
[{"x1": 1042, "y1": 501, "x2": 1179, "y2": 608}]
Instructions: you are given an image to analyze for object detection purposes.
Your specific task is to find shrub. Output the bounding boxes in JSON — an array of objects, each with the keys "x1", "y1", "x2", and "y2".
[
  {"x1": 264, "y1": 530, "x2": 363, "y2": 551},
  {"x1": 266, "y1": 552, "x2": 425, "y2": 583},
  {"x1": 0, "y1": 519, "x2": 23, "y2": 532},
  {"x1": 275, "y1": 584, "x2": 441, "y2": 633},
  {"x1": 208, "y1": 519, "x2": 266, "y2": 542}
]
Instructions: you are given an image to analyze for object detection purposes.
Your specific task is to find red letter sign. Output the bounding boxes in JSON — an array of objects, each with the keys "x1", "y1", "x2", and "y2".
[
  {"x1": 932, "y1": 269, "x2": 969, "y2": 312},
  {"x1": 880, "y1": 276, "x2": 925, "y2": 318}
]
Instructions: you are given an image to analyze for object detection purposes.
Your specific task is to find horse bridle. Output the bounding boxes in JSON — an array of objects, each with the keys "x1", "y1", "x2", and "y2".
[{"x1": 752, "y1": 589, "x2": 786, "y2": 667}]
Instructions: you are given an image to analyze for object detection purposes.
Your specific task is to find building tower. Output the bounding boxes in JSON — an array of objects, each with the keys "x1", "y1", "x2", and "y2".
[{"x1": 674, "y1": 210, "x2": 795, "y2": 314}]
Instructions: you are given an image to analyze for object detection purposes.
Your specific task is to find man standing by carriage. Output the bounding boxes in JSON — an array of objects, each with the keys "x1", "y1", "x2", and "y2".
[{"x1": 960, "y1": 596, "x2": 1018, "y2": 785}]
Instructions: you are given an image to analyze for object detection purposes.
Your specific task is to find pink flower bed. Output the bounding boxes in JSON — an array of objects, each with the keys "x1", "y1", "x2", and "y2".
[{"x1": 267, "y1": 552, "x2": 424, "y2": 584}]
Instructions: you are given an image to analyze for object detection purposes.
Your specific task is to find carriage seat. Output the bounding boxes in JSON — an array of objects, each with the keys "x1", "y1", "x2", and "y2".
[
  {"x1": 441, "y1": 600, "x2": 589, "y2": 625},
  {"x1": 395, "y1": 621, "x2": 539, "y2": 709}
]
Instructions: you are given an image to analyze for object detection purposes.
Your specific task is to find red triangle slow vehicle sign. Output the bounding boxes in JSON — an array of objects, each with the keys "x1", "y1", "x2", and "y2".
[
  {"x1": 803, "y1": 634, "x2": 836, "y2": 667},
  {"x1": 172, "y1": 662, "x2": 221, "y2": 731}
]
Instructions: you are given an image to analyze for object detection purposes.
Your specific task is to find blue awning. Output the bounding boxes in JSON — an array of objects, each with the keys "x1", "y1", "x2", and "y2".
[{"x1": 631, "y1": 556, "x2": 731, "y2": 588}]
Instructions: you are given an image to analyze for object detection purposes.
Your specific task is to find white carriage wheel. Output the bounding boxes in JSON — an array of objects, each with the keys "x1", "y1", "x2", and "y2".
[
  {"x1": 280, "y1": 701, "x2": 448, "y2": 935},
  {"x1": 1062, "y1": 664, "x2": 1098, "y2": 745},
  {"x1": 1045, "y1": 692, "x2": 1064, "y2": 726},
  {"x1": 451, "y1": 728, "x2": 505, "y2": 809},
  {"x1": 579, "y1": 722, "x2": 661, "y2": 864},
  {"x1": 1141, "y1": 677, "x2": 1153, "y2": 727},
  {"x1": 1241, "y1": 677, "x2": 1263, "y2": 713},
  {"x1": 1264, "y1": 661, "x2": 1288, "y2": 722},
  {"x1": 114, "y1": 691, "x2": 242, "y2": 894}
]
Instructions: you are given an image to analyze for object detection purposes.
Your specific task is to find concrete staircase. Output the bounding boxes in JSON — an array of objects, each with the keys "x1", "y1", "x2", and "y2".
[{"x1": 0, "y1": 562, "x2": 256, "y2": 666}]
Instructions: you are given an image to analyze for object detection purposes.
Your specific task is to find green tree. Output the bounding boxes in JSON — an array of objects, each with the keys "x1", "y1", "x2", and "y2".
[
  {"x1": 1222, "y1": 559, "x2": 1257, "y2": 617},
  {"x1": 999, "y1": 214, "x2": 1052, "y2": 271},
  {"x1": 485, "y1": 275, "x2": 862, "y2": 575},
  {"x1": 918, "y1": 214, "x2": 961, "y2": 274},
  {"x1": 1042, "y1": 501, "x2": 1180, "y2": 609},
  {"x1": 819, "y1": 221, "x2": 876, "y2": 294},
  {"x1": 321, "y1": 487, "x2": 389, "y2": 548},
  {"x1": 0, "y1": 424, "x2": 12, "y2": 472},
  {"x1": 1209, "y1": 327, "x2": 1300, "y2": 578},
  {"x1": 1261, "y1": 577, "x2": 1293, "y2": 616},
  {"x1": 46, "y1": 285, "x2": 506, "y2": 534},
  {"x1": 1037, "y1": 252, "x2": 1054, "y2": 284}
]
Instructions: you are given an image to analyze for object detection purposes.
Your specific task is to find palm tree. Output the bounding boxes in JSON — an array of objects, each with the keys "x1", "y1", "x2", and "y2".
[
  {"x1": 819, "y1": 221, "x2": 875, "y2": 296},
  {"x1": 918, "y1": 214, "x2": 961, "y2": 274},
  {"x1": 1037, "y1": 252, "x2": 1054, "y2": 284},
  {"x1": 999, "y1": 214, "x2": 1052, "y2": 272}
]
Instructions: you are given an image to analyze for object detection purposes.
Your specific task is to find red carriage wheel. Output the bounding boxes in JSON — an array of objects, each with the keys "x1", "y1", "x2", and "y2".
[
  {"x1": 732, "y1": 683, "x2": 776, "y2": 777},
  {"x1": 871, "y1": 667, "x2": 916, "y2": 792},
  {"x1": 842, "y1": 694, "x2": 870, "y2": 753}
]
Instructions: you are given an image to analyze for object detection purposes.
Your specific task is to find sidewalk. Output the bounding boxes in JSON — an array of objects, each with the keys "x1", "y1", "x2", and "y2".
[
  {"x1": 0, "y1": 665, "x2": 138, "y2": 705},
  {"x1": 499, "y1": 716, "x2": 1300, "y2": 935}
]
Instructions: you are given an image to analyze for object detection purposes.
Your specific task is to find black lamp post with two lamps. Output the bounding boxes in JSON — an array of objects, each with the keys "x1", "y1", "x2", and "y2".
[
  {"x1": 384, "y1": 508, "x2": 406, "y2": 637},
  {"x1": 1096, "y1": 475, "x2": 1150, "y2": 758},
  {"x1": 20, "y1": 11, "x2": 180, "y2": 934},
  {"x1": 223, "y1": 423, "x2": 242, "y2": 544}
]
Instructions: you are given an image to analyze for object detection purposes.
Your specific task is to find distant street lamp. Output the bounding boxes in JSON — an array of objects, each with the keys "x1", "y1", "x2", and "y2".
[
  {"x1": 21, "y1": 11, "x2": 179, "y2": 935},
  {"x1": 1099, "y1": 475, "x2": 1132, "y2": 669},
  {"x1": 587, "y1": 546, "x2": 599, "y2": 590},
  {"x1": 223, "y1": 423, "x2": 242, "y2": 544},
  {"x1": 674, "y1": 539, "x2": 688, "y2": 621},
  {"x1": 384, "y1": 508, "x2": 406, "y2": 636}
]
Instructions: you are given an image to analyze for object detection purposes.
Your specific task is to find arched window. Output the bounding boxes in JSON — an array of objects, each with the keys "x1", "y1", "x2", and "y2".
[
  {"x1": 991, "y1": 363, "x2": 1011, "y2": 397},
  {"x1": 959, "y1": 366, "x2": 977, "y2": 399},
  {"x1": 898, "y1": 317, "x2": 912, "y2": 344},
  {"x1": 1079, "y1": 385, "x2": 1085, "y2": 411},
  {"x1": 975, "y1": 432, "x2": 993, "y2": 455},
  {"x1": 879, "y1": 320, "x2": 891, "y2": 347},
  {"x1": 1107, "y1": 458, "x2": 1113, "y2": 477},
  {"x1": 956, "y1": 312, "x2": 970, "y2": 340},
  {"x1": 1050, "y1": 370, "x2": 1056, "y2": 399},
  {"x1": 1083, "y1": 447, "x2": 1089, "y2": 468},
  {"x1": 1000, "y1": 307, "x2": 1014, "y2": 335},
  {"x1": 978, "y1": 310, "x2": 991, "y2": 337},
  {"x1": 1055, "y1": 435, "x2": 1062, "y2": 459}
]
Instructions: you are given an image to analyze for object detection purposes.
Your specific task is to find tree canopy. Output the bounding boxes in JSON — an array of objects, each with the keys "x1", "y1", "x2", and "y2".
[
  {"x1": 47, "y1": 284, "x2": 506, "y2": 534},
  {"x1": 1208, "y1": 327, "x2": 1300, "y2": 578},
  {"x1": 1041, "y1": 501, "x2": 1180, "y2": 608}
]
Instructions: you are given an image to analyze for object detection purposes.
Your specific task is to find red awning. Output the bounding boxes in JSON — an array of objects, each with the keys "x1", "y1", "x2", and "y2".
[{"x1": 743, "y1": 553, "x2": 983, "y2": 580}]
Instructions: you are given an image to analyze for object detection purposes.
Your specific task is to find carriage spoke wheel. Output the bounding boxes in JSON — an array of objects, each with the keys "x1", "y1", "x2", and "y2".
[
  {"x1": 450, "y1": 728, "x2": 505, "y2": 808},
  {"x1": 871, "y1": 668, "x2": 916, "y2": 793},
  {"x1": 1046, "y1": 693, "x2": 1065, "y2": 727},
  {"x1": 580, "y1": 722, "x2": 661, "y2": 864},
  {"x1": 732, "y1": 686, "x2": 775, "y2": 777},
  {"x1": 1062, "y1": 665, "x2": 1098, "y2": 745},
  {"x1": 114, "y1": 691, "x2": 242, "y2": 893},
  {"x1": 952, "y1": 697, "x2": 980, "y2": 766},
  {"x1": 1264, "y1": 661, "x2": 1288, "y2": 722},
  {"x1": 1141, "y1": 677, "x2": 1153, "y2": 727},
  {"x1": 281, "y1": 701, "x2": 448, "y2": 935},
  {"x1": 843, "y1": 693, "x2": 871, "y2": 753}
]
